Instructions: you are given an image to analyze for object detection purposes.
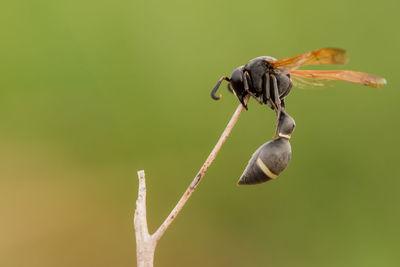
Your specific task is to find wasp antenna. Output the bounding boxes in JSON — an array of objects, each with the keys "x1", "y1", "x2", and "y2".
[{"x1": 211, "y1": 76, "x2": 230, "y2": 100}]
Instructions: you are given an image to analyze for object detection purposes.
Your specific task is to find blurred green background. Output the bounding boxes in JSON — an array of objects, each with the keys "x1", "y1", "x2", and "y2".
[{"x1": 0, "y1": 0, "x2": 399, "y2": 266}]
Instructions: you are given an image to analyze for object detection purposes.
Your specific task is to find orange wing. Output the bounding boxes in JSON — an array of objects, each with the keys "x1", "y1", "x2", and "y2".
[
  {"x1": 291, "y1": 70, "x2": 387, "y2": 88},
  {"x1": 271, "y1": 48, "x2": 347, "y2": 70}
]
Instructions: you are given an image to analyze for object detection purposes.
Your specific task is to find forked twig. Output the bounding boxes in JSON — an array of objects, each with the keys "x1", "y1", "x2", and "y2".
[{"x1": 134, "y1": 97, "x2": 248, "y2": 267}]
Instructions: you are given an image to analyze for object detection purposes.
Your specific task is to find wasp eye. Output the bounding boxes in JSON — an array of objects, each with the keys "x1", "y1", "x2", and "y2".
[{"x1": 231, "y1": 68, "x2": 244, "y2": 83}]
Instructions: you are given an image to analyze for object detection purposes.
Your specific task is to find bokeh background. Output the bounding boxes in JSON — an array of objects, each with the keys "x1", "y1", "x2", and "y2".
[{"x1": 1, "y1": 0, "x2": 399, "y2": 266}]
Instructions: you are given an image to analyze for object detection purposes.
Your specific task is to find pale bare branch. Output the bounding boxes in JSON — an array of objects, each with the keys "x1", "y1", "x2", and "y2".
[
  {"x1": 134, "y1": 97, "x2": 249, "y2": 266},
  {"x1": 134, "y1": 170, "x2": 156, "y2": 267}
]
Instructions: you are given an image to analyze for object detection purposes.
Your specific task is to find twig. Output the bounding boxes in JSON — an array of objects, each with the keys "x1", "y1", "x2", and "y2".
[
  {"x1": 134, "y1": 97, "x2": 248, "y2": 266},
  {"x1": 134, "y1": 170, "x2": 156, "y2": 267}
]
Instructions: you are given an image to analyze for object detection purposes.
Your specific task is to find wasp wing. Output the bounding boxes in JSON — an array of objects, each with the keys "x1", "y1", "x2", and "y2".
[
  {"x1": 290, "y1": 70, "x2": 387, "y2": 88},
  {"x1": 291, "y1": 75, "x2": 336, "y2": 89},
  {"x1": 271, "y1": 48, "x2": 347, "y2": 70}
]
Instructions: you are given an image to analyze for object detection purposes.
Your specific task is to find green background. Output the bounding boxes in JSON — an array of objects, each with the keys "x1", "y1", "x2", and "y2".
[{"x1": 1, "y1": 0, "x2": 399, "y2": 266}]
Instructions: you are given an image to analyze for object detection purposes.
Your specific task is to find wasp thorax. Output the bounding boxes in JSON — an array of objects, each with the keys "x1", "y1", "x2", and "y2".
[
  {"x1": 277, "y1": 110, "x2": 296, "y2": 139},
  {"x1": 238, "y1": 138, "x2": 292, "y2": 185}
]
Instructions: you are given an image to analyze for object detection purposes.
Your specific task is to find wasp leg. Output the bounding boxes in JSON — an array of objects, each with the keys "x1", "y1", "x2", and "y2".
[
  {"x1": 263, "y1": 73, "x2": 275, "y2": 109},
  {"x1": 271, "y1": 74, "x2": 282, "y2": 139},
  {"x1": 244, "y1": 71, "x2": 263, "y2": 105},
  {"x1": 271, "y1": 74, "x2": 281, "y2": 108},
  {"x1": 211, "y1": 76, "x2": 230, "y2": 100},
  {"x1": 262, "y1": 73, "x2": 268, "y2": 104}
]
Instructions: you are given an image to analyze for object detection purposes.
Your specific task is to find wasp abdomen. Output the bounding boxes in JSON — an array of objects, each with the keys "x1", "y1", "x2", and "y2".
[{"x1": 238, "y1": 138, "x2": 292, "y2": 185}]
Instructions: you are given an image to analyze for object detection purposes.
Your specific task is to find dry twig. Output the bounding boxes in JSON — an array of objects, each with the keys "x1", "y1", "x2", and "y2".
[{"x1": 134, "y1": 98, "x2": 248, "y2": 267}]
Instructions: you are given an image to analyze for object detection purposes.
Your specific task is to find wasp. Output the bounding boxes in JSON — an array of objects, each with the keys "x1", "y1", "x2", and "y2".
[
  {"x1": 211, "y1": 48, "x2": 386, "y2": 185},
  {"x1": 211, "y1": 48, "x2": 386, "y2": 113}
]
